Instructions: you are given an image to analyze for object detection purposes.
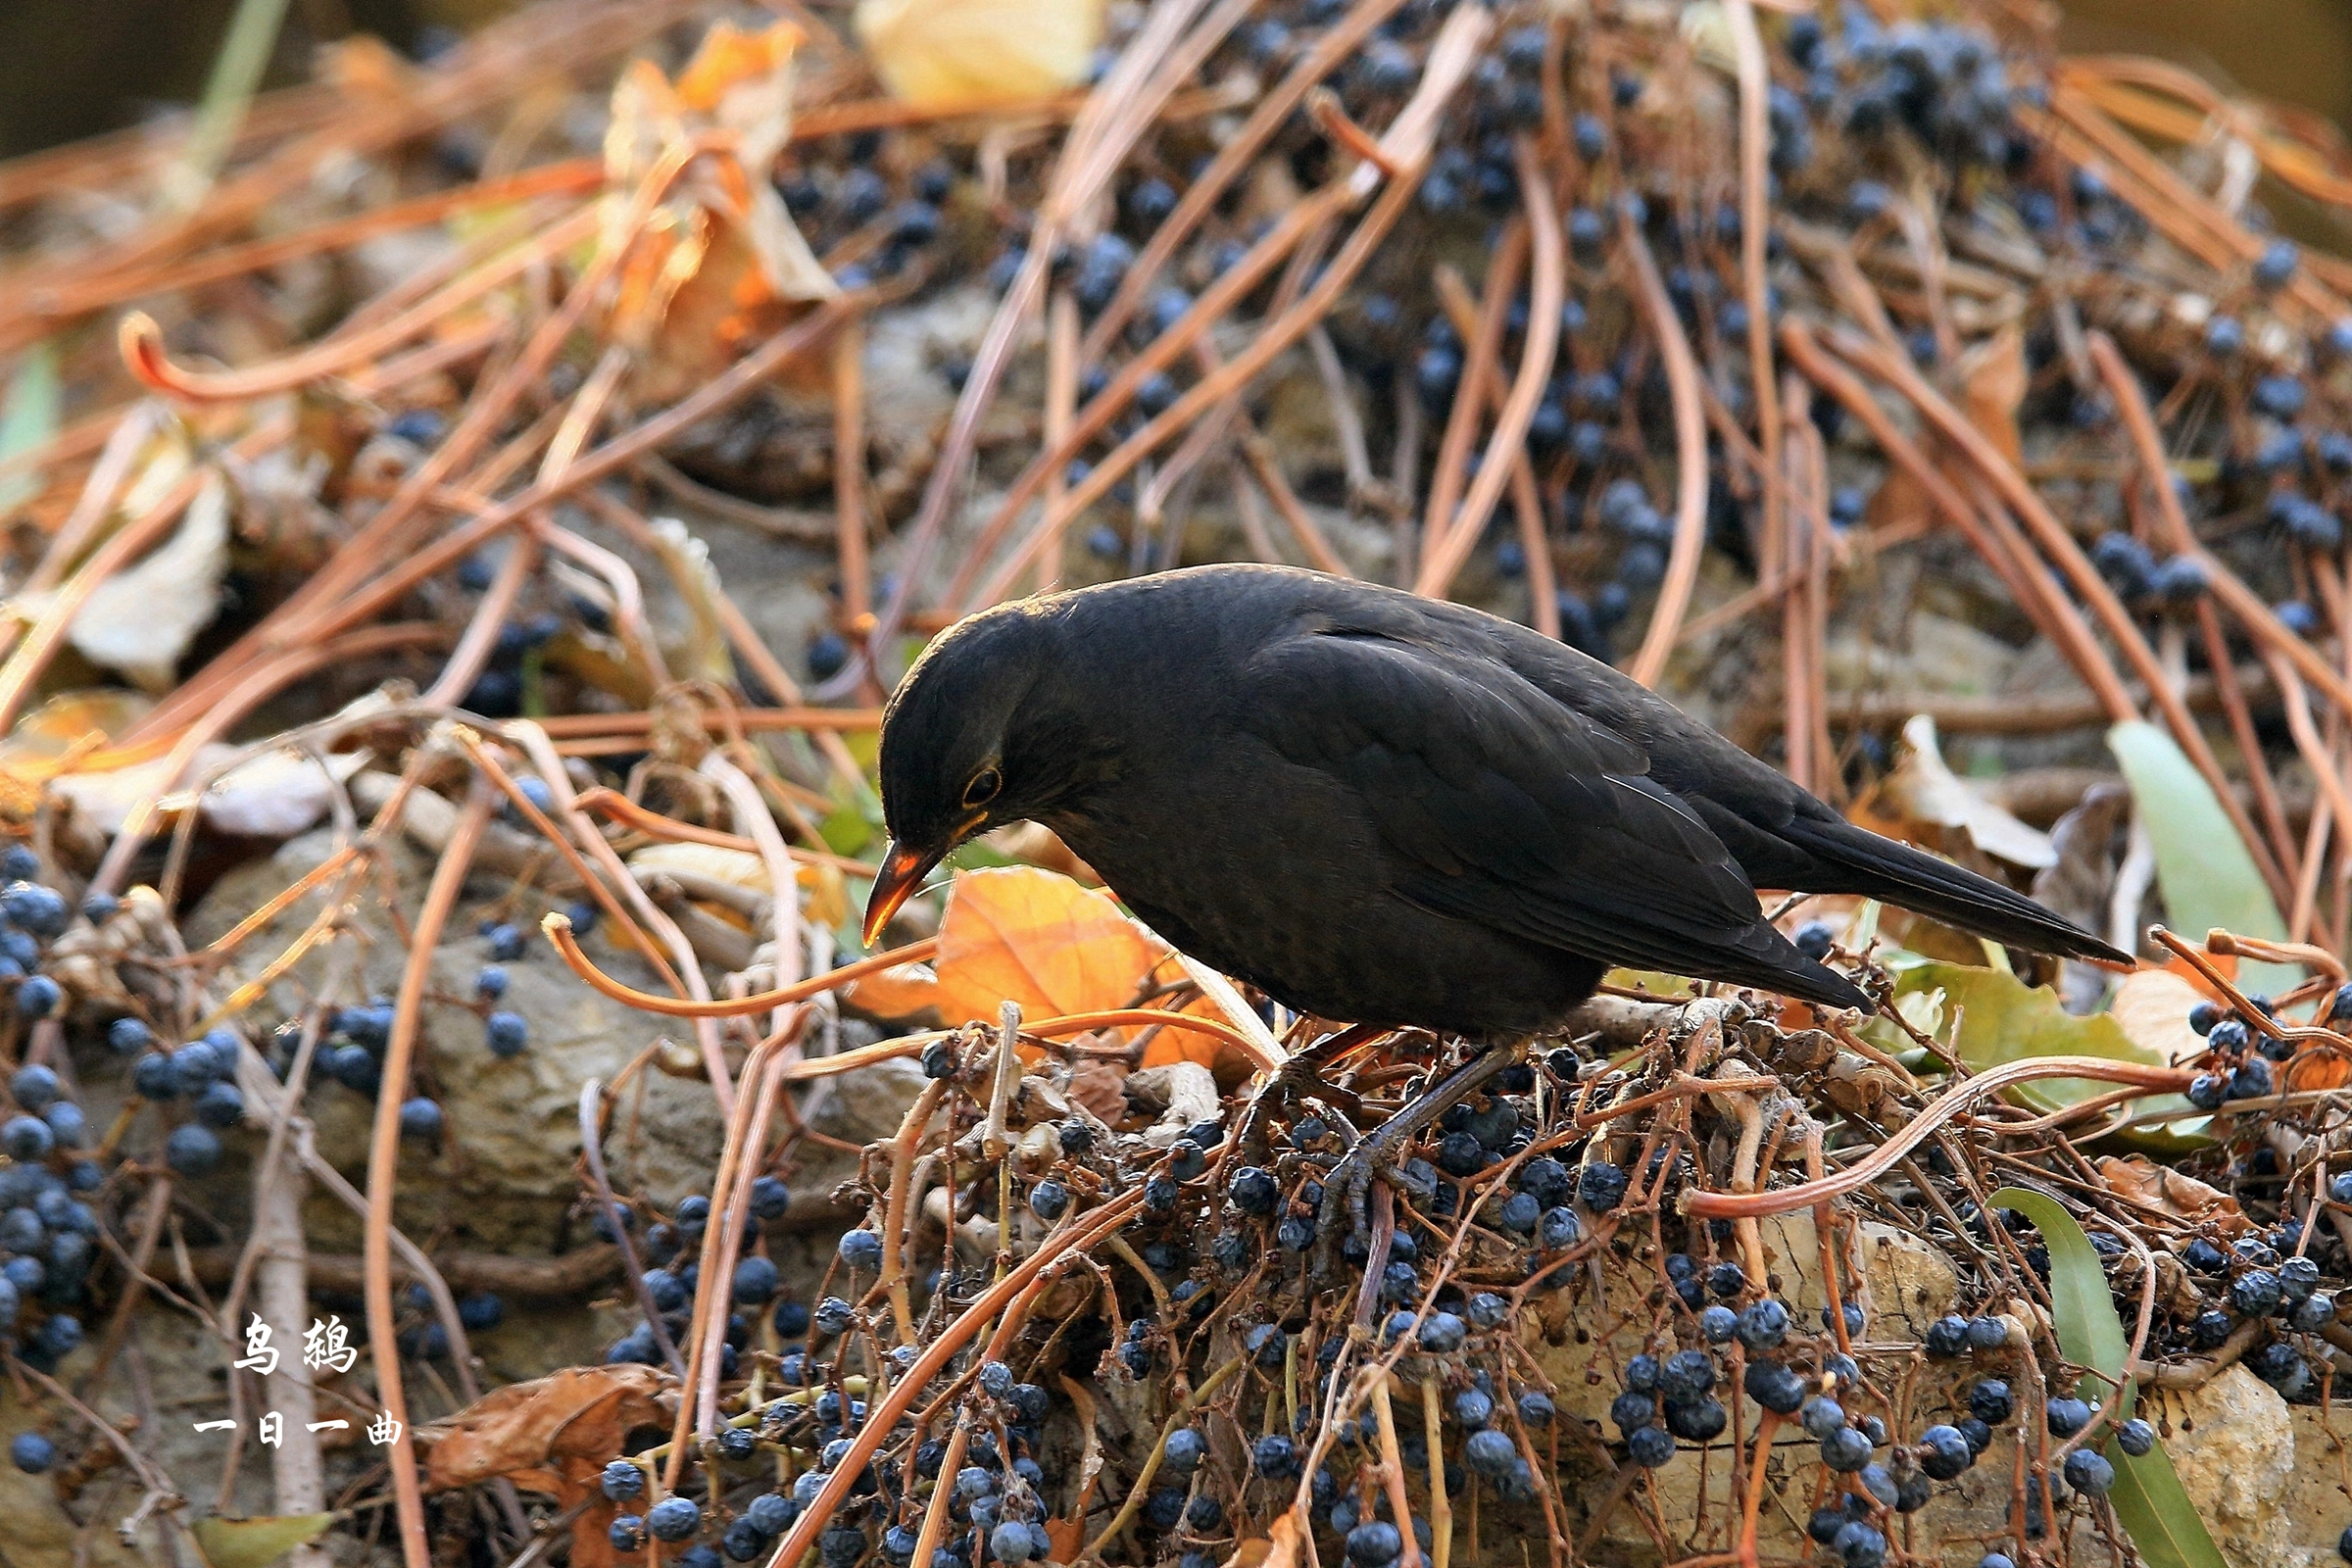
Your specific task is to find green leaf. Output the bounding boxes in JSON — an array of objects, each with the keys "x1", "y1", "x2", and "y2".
[
  {"x1": 1887, "y1": 957, "x2": 2204, "y2": 1150},
  {"x1": 191, "y1": 1513, "x2": 336, "y2": 1568},
  {"x1": 1988, "y1": 1188, "x2": 2227, "y2": 1568},
  {"x1": 2107, "y1": 720, "x2": 2298, "y2": 999},
  {"x1": 0, "y1": 343, "x2": 60, "y2": 516}
]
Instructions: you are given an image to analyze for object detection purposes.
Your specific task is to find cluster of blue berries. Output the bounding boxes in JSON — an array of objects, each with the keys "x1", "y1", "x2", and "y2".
[{"x1": 599, "y1": 1180, "x2": 797, "y2": 1372}]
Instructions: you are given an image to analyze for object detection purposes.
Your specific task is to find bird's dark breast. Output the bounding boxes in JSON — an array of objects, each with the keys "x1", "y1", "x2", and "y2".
[{"x1": 1042, "y1": 745, "x2": 1602, "y2": 1041}]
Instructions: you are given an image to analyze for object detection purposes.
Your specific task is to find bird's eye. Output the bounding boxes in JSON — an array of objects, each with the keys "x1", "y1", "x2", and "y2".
[{"x1": 961, "y1": 768, "x2": 1003, "y2": 809}]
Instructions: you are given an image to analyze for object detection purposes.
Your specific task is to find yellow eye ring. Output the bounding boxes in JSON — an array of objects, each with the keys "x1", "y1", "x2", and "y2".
[{"x1": 961, "y1": 767, "x2": 1003, "y2": 808}]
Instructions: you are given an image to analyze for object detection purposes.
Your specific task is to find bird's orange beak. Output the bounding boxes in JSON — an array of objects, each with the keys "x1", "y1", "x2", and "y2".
[{"x1": 861, "y1": 839, "x2": 941, "y2": 949}]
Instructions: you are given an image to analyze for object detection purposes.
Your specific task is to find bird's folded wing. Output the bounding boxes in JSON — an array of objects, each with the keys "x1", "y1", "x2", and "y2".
[{"x1": 1243, "y1": 627, "x2": 1822, "y2": 987}]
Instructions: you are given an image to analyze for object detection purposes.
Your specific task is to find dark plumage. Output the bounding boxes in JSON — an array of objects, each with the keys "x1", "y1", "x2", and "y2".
[{"x1": 866, "y1": 564, "x2": 2126, "y2": 1039}]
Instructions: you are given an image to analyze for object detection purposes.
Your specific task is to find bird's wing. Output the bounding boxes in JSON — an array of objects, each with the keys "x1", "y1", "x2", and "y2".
[{"x1": 1242, "y1": 624, "x2": 1860, "y2": 1001}]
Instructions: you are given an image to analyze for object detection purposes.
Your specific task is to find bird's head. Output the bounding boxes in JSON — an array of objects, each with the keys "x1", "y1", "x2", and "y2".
[{"x1": 863, "y1": 601, "x2": 1095, "y2": 946}]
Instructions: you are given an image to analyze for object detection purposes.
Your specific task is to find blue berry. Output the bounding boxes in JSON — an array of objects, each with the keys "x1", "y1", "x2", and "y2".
[
  {"x1": 6, "y1": 1066, "x2": 55, "y2": 1115},
  {"x1": 1463, "y1": 1428, "x2": 1518, "y2": 1476},
  {"x1": 193, "y1": 1081, "x2": 245, "y2": 1129},
  {"x1": 2062, "y1": 1447, "x2": 2115, "y2": 1495},
  {"x1": 485, "y1": 1011, "x2": 528, "y2": 1057},
  {"x1": 1028, "y1": 1179, "x2": 1070, "y2": 1221},
  {"x1": 1228, "y1": 1166, "x2": 1278, "y2": 1214},
  {"x1": 647, "y1": 1496, "x2": 701, "y2": 1542},
  {"x1": 2255, "y1": 239, "x2": 2301, "y2": 288},
  {"x1": 1, "y1": 1115, "x2": 52, "y2": 1162},
  {"x1": 1832, "y1": 1521, "x2": 1886, "y2": 1568},
  {"x1": 1251, "y1": 1433, "x2": 1298, "y2": 1480},
  {"x1": 0, "y1": 883, "x2": 68, "y2": 937},
  {"x1": 165, "y1": 1123, "x2": 221, "y2": 1177},
  {"x1": 1820, "y1": 1426, "x2": 1874, "y2": 1471},
  {"x1": 10, "y1": 1432, "x2": 53, "y2": 1473},
  {"x1": 14, "y1": 975, "x2": 59, "y2": 1020},
  {"x1": 838, "y1": 1229, "x2": 883, "y2": 1271},
  {"x1": 2045, "y1": 1396, "x2": 2092, "y2": 1436},
  {"x1": 1917, "y1": 1423, "x2": 1973, "y2": 1479},
  {"x1": 1743, "y1": 1359, "x2": 1805, "y2": 1414},
  {"x1": 1732, "y1": 1297, "x2": 1789, "y2": 1350},
  {"x1": 732, "y1": 1256, "x2": 779, "y2": 1303},
  {"x1": 749, "y1": 1175, "x2": 791, "y2": 1220},
  {"x1": 398, "y1": 1098, "x2": 442, "y2": 1141},
  {"x1": 2233, "y1": 1269, "x2": 2284, "y2": 1315},
  {"x1": 1800, "y1": 1396, "x2": 1847, "y2": 1440},
  {"x1": 1625, "y1": 1425, "x2": 1675, "y2": 1466},
  {"x1": 2255, "y1": 375, "x2": 2309, "y2": 419}
]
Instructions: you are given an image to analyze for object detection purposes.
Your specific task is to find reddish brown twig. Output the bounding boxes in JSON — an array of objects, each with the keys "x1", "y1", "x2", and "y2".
[
  {"x1": 1622, "y1": 212, "x2": 1710, "y2": 686},
  {"x1": 365, "y1": 773, "x2": 492, "y2": 1568}
]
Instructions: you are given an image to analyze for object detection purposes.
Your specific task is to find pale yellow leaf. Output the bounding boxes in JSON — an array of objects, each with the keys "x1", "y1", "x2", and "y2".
[{"x1": 855, "y1": 0, "x2": 1104, "y2": 109}]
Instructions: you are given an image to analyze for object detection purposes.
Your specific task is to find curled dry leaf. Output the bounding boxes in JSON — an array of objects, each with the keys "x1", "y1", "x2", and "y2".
[
  {"x1": 418, "y1": 1362, "x2": 676, "y2": 1494},
  {"x1": 1857, "y1": 713, "x2": 2055, "y2": 869},
  {"x1": 628, "y1": 840, "x2": 849, "y2": 930},
  {"x1": 189, "y1": 1513, "x2": 337, "y2": 1568},
  {"x1": 1124, "y1": 1060, "x2": 1221, "y2": 1145},
  {"x1": 603, "y1": 23, "x2": 832, "y2": 404},
  {"x1": 66, "y1": 470, "x2": 229, "y2": 691},
  {"x1": 2105, "y1": 967, "x2": 2209, "y2": 1068},
  {"x1": 854, "y1": 0, "x2": 1104, "y2": 110},
  {"x1": 47, "y1": 744, "x2": 363, "y2": 838},
  {"x1": 1067, "y1": 1055, "x2": 1132, "y2": 1124},
  {"x1": 981, "y1": 820, "x2": 1101, "y2": 884},
  {"x1": 2034, "y1": 782, "x2": 2131, "y2": 1012},
  {"x1": 0, "y1": 688, "x2": 154, "y2": 806},
  {"x1": 1957, "y1": 323, "x2": 2029, "y2": 470},
  {"x1": 2096, "y1": 1154, "x2": 2250, "y2": 1237}
]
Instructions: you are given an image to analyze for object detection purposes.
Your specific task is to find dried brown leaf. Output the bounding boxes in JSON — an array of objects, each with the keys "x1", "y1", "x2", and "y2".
[
  {"x1": 418, "y1": 1364, "x2": 676, "y2": 1494},
  {"x1": 2096, "y1": 1153, "x2": 2249, "y2": 1237},
  {"x1": 1958, "y1": 324, "x2": 2028, "y2": 470},
  {"x1": 1859, "y1": 714, "x2": 2055, "y2": 869}
]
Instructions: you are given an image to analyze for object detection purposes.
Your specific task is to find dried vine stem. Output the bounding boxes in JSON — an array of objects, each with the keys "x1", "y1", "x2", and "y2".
[
  {"x1": 1621, "y1": 209, "x2": 1710, "y2": 687},
  {"x1": 1684, "y1": 1055, "x2": 2195, "y2": 1218},
  {"x1": 365, "y1": 772, "x2": 493, "y2": 1568}
]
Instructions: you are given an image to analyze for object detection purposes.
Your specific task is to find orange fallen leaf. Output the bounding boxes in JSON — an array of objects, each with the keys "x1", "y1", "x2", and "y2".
[
  {"x1": 674, "y1": 20, "x2": 802, "y2": 112},
  {"x1": 844, "y1": 957, "x2": 946, "y2": 1019},
  {"x1": 848, "y1": 867, "x2": 1222, "y2": 1066}
]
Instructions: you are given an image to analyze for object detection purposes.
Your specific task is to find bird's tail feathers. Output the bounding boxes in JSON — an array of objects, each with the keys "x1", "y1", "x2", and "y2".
[{"x1": 1781, "y1": 816, "x2": 2131, "y2": 965}]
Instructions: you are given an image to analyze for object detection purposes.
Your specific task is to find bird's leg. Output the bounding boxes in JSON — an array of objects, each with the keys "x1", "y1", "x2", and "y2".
[
  {"x1": 1316, "y1": 1042, "x2": 1521, "y2": 1272},
  {"x1": 1234, "y1": 1021, "x2": 1387, "y2": 1165}
]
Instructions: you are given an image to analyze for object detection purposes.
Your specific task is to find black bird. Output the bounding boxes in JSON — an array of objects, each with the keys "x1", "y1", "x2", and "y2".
[{"x1": 864, "y1": 565, "x2": 2126, "y2": 1036}]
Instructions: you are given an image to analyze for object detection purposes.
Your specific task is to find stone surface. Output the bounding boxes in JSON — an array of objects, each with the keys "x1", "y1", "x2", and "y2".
[
  {"x1": 1757, "y1": 1211, "x2": 1964, "y2": 1340},
  {"x1": 181, "y1": 826, "x2": 730, "y2": 1253}
]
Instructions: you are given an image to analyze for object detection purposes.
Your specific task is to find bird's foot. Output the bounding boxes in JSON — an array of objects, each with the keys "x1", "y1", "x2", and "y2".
[
  {"x1": 1234, "y1": 1022, "x2": 1386, "y2": 1165},
  {"x1": 1313, "y1": 1044, "x2": 1521, "y2": 1278}
]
